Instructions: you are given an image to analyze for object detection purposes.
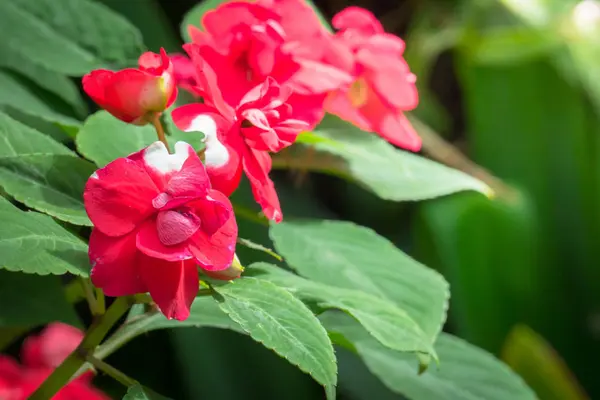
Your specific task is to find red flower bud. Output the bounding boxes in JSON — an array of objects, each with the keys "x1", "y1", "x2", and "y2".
[{"x1": 82, "y1": 48, "x2": 177, "y2": 125}]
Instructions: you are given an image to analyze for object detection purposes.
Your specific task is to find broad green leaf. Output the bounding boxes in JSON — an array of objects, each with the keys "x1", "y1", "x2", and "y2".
[
  {"x1": 123, "y1": 384, "x2": 172, "y2": 400},
  {"x1": 0, "y1": 0, "x2": 144, "y2": 75},
  {"x1": 270, "y1": 220, "x2": 449, "y2": 344},
  {"x1": 0, "y1": 155, "x2": 94, "y2": 225},
  {"x1": 275, "y1": 114, "x2": 491, "y2": 201},
  {"x1": 248, "y1": 263, "x2": 435, "y2": 357},
  {"x1": 0, "y1": 270, "x2": 80, "y2": 327},
  {"x1": 0, "y1": 112, "x2": 74, "y2": 156},
  {"x1": 502, "y1": 325, "x2": 589, "y2": 400},
  {"x1": 214, "y1": 277, "x2": 337, "y2": 397},
  {"x1": 237, "y1": 238, "x2": 282, "y2": 261},
  {"x1": 76, "y1": 111, "x2": 204, "y2": 167},
  {"x1": 96, "y1": 298, "x2": 242, "y2": 360},
  {"x1": 0, "y1": 70, "x2": 81, "y2": 130},
  {"x1": 323, "y1": 313, "x2": 536, "y2": 400},
  {"x1": 0, "y1": 196, "x2": 90, "y2": 276},
  {"x1": 0, "y1": 43, "x2": 87, "y2": 118}
]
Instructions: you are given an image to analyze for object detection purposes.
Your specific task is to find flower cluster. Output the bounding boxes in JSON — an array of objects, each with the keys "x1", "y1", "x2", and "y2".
[
  {"x1": 0, "y1": 324, "x2": 107, "y2": 399},
  {"x1": 80, "y1": 0, "x2": 417, "y2": 321}
]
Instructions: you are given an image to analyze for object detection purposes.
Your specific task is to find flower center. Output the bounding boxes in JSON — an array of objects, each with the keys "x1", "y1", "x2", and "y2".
[
  {"x1": 348, "y1": 77, "x2": 369, "y2": 107},
  {"x1": 156, "y1": 208, "x2": 201, "y2": 246}
]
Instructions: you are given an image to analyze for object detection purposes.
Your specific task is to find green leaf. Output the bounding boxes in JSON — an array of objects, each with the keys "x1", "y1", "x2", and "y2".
[
  {"x1": 323, "y1": 313, "x2": 536, "y2": 400},
  {"x1": 0, "y1": 70, "x2": 81, "y2": 130},
  {"x1": 237, "y1": 238, "x2": 282, "y2": 262},
  {"x1": 270, "y1": 220, "x2": 449, "y2": 344},
  {"x1": 0, "y1": 155, "x2": 94, "y2": 225},
  {"x1": 502, "y1": 325, "x2": 589, "y2": 400},
  {"x1": 96, "y1": 297, "x2": 242, "y2": 360},
  {"x1": 0, "y1": 196, "x2": 90, "y2": 276},
  {"x1": 0, "y1": 269, "x2": 80, "y2": 327},
  {"x1": 275, "y1": 114, "x2": 491, "y2": 201},
  {"x1": 248, "y1": 263, "x2": 435, "y2": 358},
  {"x1": 0, "y1": 43, "x2": 87, "y2": 118},
  {"x1": 0, "y1": 112, "x2": 75, "y2": 156},
  {"x1": 0, "y1": 0, "x2": 144, "y2": 75},
  {"x1": 76, "y1": 111, "x2": 204, "y2": 167},
  {"x1": 214, "y1": 277, "x2": 337, "y2": 397},
  {"x1": 123, "y1": 384, "x2": 172, "y2": 400}
]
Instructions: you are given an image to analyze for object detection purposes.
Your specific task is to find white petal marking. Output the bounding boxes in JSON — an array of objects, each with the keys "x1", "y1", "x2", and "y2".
[
  {"x1": 187, "y1": 115, "x2": 230, "y2": 168},
  {"x1": 143, "y1": 141, "x2": 191, "y2": 175}
]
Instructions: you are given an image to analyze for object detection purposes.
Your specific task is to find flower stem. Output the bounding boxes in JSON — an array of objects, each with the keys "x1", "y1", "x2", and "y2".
[
  {"x1": 29, "y1": 296, "x2": 133, "y2": 400},
  {"x1": 151, "y1": 113, "x2": 171, "y2": 153},
  {"x1": 86, "y1": 355, "x2": 137, "y2": 387},
  {"x1": 81, "y1": 278, "x2": 103, "y2": 317}
]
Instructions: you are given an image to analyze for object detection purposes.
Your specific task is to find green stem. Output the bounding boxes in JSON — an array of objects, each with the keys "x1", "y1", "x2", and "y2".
[
  {"x1": 151, "y1": 113, "x2": 171, "y2": 153},
  {"x1": 29, "y1": 296, "x2": 133, "y2": 400},
  {"x1": 87, "y1": 355, "x2": 137, "y2": 387},
  {"x1": 81, "y1": 278, "x2": 102, "y2": 316}
]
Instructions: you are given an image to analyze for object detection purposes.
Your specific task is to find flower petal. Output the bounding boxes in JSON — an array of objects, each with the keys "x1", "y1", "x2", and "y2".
[
  {"x1": 84, "y1": 158, "x2": 159, "y2": 237},
  {"x1": 89, "y1": 229, "x2": 147, "y2": 296},
  {"x1": 139, "y1": 255, "x2": 199, "y2": 321},
  {"x1": 242, "y1": 146, "x2": 283, "y2": 222},
  {"x1": 136, "y1": 218, "x2": 193, "y2": 262},
  {"x1": 332, "y1": 6, "x2": 384, "y2": 35},
  {"x1": 21, "y1": 323, "x2": 83, "y2": 369},
  {"x1": 189, "y1": 190, "x2": 238, "y2": 271}
]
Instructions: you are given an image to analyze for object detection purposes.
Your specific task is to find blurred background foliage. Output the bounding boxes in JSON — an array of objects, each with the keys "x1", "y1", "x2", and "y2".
[{"x1": 2, "y1": 0, "x2": 599, "y2": 398}]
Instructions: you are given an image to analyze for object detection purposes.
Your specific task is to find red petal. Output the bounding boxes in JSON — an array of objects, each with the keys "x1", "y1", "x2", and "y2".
[
  {"x1": 84, "y1": 158, "x2": 159, "y2": 237},
  {"x1": 89, "y1": 229, "x2": 147, "y2": 296},
  {"x1": 82, "y1": 70, "x2": 113, "y2": 111},
  {"x1": 189, "y1": 194, "x2": 232, "y2": 236},
  {"x1": 325, "y1": 89, "x2": 372, "y2": 131},
  {"x1": 189, "y1": 190, "x2": 238, "y2": 271},
  {"x1": 106, "y1": 69, "x2": 167, "y2": 118},
  {"x1": 242, "y1": 146, "x2": 283, "y2": 222},
  {"x1": 139, "y1": 255, "x2": 199, "y2": 321},
  {"x1": 0, "y1": 355, "x2": 22, "y2": 383},
  {"x1": 332, "y1": 6, "x2": 384, "y2": 35},
  {"x1": 21, "y1": 323, "x2": 83, "y2": 369},
  {"x1": 136, "y1": 218, "x2": 193, "y2": 262}
]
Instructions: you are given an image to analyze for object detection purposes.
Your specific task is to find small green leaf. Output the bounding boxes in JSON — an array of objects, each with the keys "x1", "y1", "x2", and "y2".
[
  {"x1": 214, "y1": 277, "x2": 337, "y2": 397},
  {"x1": 323, "y1": 313, "x2": 536, "y2": 400},
  {"x1": 0, "y1": 0, "x2": 144, "y2": 75},
  {"x1": 0, "y1": 196, "x2": 90, "y2": 276},
  {"x1": 76, "y1": 111, "x2": 204, "y2": 167},
  {"x1": 0, "y1": 70, "x2": 81, "y2": 130},
  {"x1": 275, "y1": 114, "x2": 490, "y2": 201},
  {"x1": 0, "y1": 155, "x2": 94, "y2": 225},
  {"x1": 248, "y1": 263, "x2": 435, "y2": 358},
  {"x1": 270, "y1": 220, "x2": 449, "y2": 344},
  {"x1": 123, "y1": 384, "x2": 172, "y2": 400},
  {"x1": 0, "y1": 269, "x2": 80, "y2": 327}
]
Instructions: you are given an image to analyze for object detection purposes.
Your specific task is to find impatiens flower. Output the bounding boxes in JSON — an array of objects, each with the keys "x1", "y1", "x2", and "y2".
[
  {"x1": 22, "y1": 323, "x2": 83, "y2": 369},
  {"x1": 170, "y1": 53, "x2": 201, "y2": 97},
  {"x1": 187, "y1": 0, "x2": 352, "y2": 128},
  {"x1": 0, "y1": 325, "x2": 108, "y2": 400},
  {"x1": 323, "y1": 7, "x2": 421, "y2": 151},
  {"x1": 173, "y1": 46, "x2": 307, "y2": 222},
  {"x1": 84, "y1": 141, "x2": 238, "y2": 320},
  {"x1": 82, "y1": 48, "x2": 177, "y2": 125}
]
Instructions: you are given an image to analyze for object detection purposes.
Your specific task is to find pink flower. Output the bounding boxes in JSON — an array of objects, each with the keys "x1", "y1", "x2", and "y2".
[
  {"x1": 323, "y1": 7, "x2": 421, "y2": 151},
  {"x1": 187, "y1": 0, "x2": 352, "y2": 128},
  {"x1": 21, "y1": 323, "x2": 83, "y2": 369},
  {"x1": 169, "y1": 53, "x2": 201, "y2": 97},
  {"x1": 172, "y1": 45, "x2": 306, "y2": 222},
  {"x1": 84, "y1": 141, "x2": 238, "y2": 321},
  {"x1": 0, "y1": 324, "x2": 108, "y2": 400},
  {"x1": 82, "y1": 48, "x2": 177, "y2": 125}
]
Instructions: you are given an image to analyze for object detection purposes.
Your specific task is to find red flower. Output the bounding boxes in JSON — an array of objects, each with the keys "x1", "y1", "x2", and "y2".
[
  {"x1": 0, "y1": 324, "x2": 108, "y2": 400},
  {"x1": 82, "y1": 48, "x2": 177, "y2": 125},
  {"x1": 173, "y1": 46, "x2": 306, "y2": 222},
  {"x1": 84, "y1": 141, "x2": 238, "y2": 321},
  {"x1": 323, "y1": 7, "x2": 421, "y2": 151},
  {"x1": 169, "y1": 53, "x2": 201, "y2": 97},
  {"x1": 21, "y1": 323, "x2": 83, "y2": 369},
  {"x1": 187, "y1": 0, "x2": 351, "y2": 128}
]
